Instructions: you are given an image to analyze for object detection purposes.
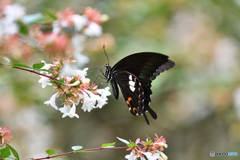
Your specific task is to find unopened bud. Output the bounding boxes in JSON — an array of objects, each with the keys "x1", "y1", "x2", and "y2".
[{"x1": 69, "y1": 80, "x2": 80, "y2": 86}]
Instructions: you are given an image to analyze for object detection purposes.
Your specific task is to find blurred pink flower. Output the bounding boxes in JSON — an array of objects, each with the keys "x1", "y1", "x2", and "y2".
[
  {"x1": 152, "y1": 134, "x2": 167, "y2": 151},
  {"x1": 57, "y1": 8, "x2": 75, "y2": 27},
  {"x1": 56, "y1": 8, "x2": 87, "y2": 32},
  {"x1": 33, "y1": 26, "x2": 71, "y2": 56},
  {"x1": 0, "y1": 126, "x2": 13, "y2": 146},
  {"x1": 0, "y1": 0, "x2": 11, "y2": 16},
  {"x1": 1, "y1": 34, "x2": 33, "y2": 60},
  {"x1": 83, "y1": 7, "x2": 103, "y2": 25}
]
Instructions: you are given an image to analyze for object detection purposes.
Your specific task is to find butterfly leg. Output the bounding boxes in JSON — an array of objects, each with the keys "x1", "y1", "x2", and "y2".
[{"x1": 93, "y1": 69, "x2": 107, "y2": 84}]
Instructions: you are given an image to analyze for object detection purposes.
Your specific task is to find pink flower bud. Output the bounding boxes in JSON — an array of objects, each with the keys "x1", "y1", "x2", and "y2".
[{"x1": 0, "y1": 126, "x2": 13, "y2": 146}]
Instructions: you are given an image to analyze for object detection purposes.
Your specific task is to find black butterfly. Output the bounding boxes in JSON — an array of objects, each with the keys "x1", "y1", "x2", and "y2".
[{"x1": 104, "y1": 52, "x2": 175, "y2": 124}]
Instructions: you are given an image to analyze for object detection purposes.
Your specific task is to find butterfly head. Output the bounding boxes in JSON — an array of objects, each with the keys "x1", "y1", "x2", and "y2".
[{"x1": 105, "y1": 64, "x2": 112, "y2": 82}]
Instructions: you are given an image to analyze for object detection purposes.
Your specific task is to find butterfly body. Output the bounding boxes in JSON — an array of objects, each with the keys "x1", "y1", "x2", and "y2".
[{"x1": 105, "y1": 52, "x2": 175, "y2": 124}]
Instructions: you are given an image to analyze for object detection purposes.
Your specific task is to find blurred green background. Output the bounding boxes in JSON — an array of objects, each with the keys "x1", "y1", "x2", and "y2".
[{"x1": 1, "y1": 0, "x2": 240, "y2": 159}]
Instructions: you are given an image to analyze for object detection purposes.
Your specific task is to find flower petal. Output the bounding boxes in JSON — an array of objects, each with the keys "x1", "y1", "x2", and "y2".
[{"x1": 44, "y1": 93, "x2": 58, "y2": 110}]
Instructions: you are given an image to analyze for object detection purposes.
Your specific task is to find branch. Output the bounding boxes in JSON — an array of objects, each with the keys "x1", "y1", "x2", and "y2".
[
  {"x1": 30, "y1": 146, "x2": 128, "y2": 160},
  {"x1": 12, "y1": 66, "x2": 58, "y2": 81}
]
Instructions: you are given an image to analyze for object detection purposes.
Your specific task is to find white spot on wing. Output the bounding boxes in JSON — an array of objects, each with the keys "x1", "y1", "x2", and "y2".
[
  {"x1": 129, "y1": 75, "x2": 132, "y2": 80},
  {"x1": 130, "y1": 86, "x2": 135, "y2": 92},
  {"x1": 129, "y1": 81, "x2": 135, "y2": 86}
]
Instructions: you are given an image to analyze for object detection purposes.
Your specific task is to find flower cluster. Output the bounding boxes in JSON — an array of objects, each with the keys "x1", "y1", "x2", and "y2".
[
  {"x1": 34, "y1": 7, "x2": 107, "y2": 64},
  {"x1": 0, "y1": 126, "x2": 12, "y2": 147},
  {"x1": 39, "y1": 57, "x2": 111, "y2": 118},
  {"x1": 119, "y1": 134, "x2": 168, "y2": 160},
  {"x1": 0, "y1": 0, "x2": 25, "y2": 37},
  {"x1": 53, "y1": 7, "x2": 106, "y2": 37},
  {"x1": 0, "y1": 0, "x2": 32, "y2": 59},
  {"x1": 0, "y1": 0, "x2": 107, "y2": 62}
]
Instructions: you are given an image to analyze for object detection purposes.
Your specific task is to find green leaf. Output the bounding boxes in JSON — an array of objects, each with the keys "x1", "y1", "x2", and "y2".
[
  {"x1": 8, "y1": 144, "x2": 20, "y2": 160},
  {"x1": 55, "y1": 78, "x2": 67, "y2": 85},
  {"x1": 71, "y1": 146, "x2": 83, "y2": 151},
  {"x1": 45, "y1": 149, "x2": 56, "y2": 155},
  {"x1": 38, "y1": 69, "x2": 53, "y2": 74},
  {"x1": 0, "y1": 147, "x2": 11, "y2": 158},
  {"x1": 33, "y1": 62, "x2": 45, "y2": 70},
  {"x1": 102, "y1": 142, "x2": 116, "y2": 148},
  {"x1": 42, "y1": 10, "x2": 57, "y2": 20},
  {"x1": 127, "y1": 142, "x2": 136, "y2": 148},
  {"x1": 18, "y1": 23, "x2": 29, "y2": 35},
  {"x1": 12, "y1": 63, "x2": 32, "y2": 69},
  {"x1": 144, "y1": 139, "x2": 152, "y2": 146}
]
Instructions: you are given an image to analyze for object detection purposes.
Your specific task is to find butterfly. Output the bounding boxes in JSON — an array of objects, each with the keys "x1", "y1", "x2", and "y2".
[{"x1": 104, "y1": 52, "x2": 175, "y2": 124}]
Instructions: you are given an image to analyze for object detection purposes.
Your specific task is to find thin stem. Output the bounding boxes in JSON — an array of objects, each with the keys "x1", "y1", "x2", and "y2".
[
  {"x1": 31, "y1": 151, "x2": 75, "y2": 160},
  {"x1": 12, "y1": 66, "x2": 60, "y2": 82},
  {"x1": 30, "y1": 146, "x2": 128, "y2": 160}
]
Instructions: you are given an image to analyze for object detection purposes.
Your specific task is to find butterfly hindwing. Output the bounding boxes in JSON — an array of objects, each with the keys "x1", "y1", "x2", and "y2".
[
  {"x1": 142, "y1": 83, "x2": 157, "y2": 119},
  {"x1": 111, "y1": 70, "x2": 155, "y2": 124}
]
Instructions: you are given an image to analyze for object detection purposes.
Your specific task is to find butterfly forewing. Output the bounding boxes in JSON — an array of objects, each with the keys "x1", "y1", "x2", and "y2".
[{"x1": 112, "y1": 52, "x2": 172, "y2": 85}]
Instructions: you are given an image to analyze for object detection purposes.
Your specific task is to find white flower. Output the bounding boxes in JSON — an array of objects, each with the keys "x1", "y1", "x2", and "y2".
[
  {"x1": 38, "y1": 76, "x2": 52, "y2": 88},
  {"x1": 84, "y1": 22, "x2": 102, "y2": 37},
  {"x1": 143, "y1": 152, "x2": 160, "y2": 160},
  {"x1": 71, "y1": 35, "x2": 89, "y2": 67},
  {"x1": 81, "y1": 87, "x2": 111, "y2": 112},
  {"x1": 38, "y1": 60, "x2": 53, "y2": 88},
  {"x1": 72, "y1": 15, "x2": 87, "y2": 31},
  {"x1": 61, "y1": 65, "x2": 88, "y2": 80},
  {"x1": 81, "y1": 91, "x2": 98, "y2": 112},
  {"x1": 74, "y1": 53, "x2": 90, "y2": 67},
  {"x1": 44, "y1": 93, "x2": 58, "y2": 110},
  {"x1": 75, "y1": 53, "x2": 90, "y2": 67},
  {"x1": 72, "y1": 35, "x2": 85, "y2": 52},
  {"x1": 140, "y1": 156, "x2": 146, "y2": 160},
  {"x1": 0, "y1": 3, "x2": 25, "y2": 36},
  {"x1": 77, "y1": 68, "x2": 89, "y2": 80},
  {"x1": 95, "y1": 96, "x2": 107, "y2": 109},
  {"x1": 96, "y1": 87, "x2": 111, "y2": 108},
  {"x1": 4, "y1": 4, "x2": 25, "y2": 21},
  {"x1": 97, "y1": 87, "x2": 111, "y2": 100},
  {"x1": 40, "y1": 60, "x2": 52, "y2": 71},
  {"x1": 125, "y1": 151, "x2": 138, "y2": 160},
  {"x1": 59, "y1": 101, "x2": 79, "y2": 118},
  {"x1": 159, "y1": 152, "x2": 168, "y2": 160}
]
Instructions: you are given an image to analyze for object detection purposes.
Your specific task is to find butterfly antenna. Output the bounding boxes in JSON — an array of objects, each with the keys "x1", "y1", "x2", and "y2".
[{"x1": 103, "y1": 44, "x2": 110, "y2": 65}]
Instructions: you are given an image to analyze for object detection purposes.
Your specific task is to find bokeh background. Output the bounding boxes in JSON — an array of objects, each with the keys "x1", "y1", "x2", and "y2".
[{"x1": 1, "y1": 0, "x2": 240, "y2": 159}]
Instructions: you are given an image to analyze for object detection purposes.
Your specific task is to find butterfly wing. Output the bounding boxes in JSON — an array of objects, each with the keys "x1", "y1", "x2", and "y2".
[
  {"x1": 112, "y1": 52, "x2": 175, "y2": 86},
  {"x1": 111, "y1": 70, "x2": 157, "y2": 124},
  {"x1": 110, "y1": 52, "x2": 175, "y2": 124}
]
